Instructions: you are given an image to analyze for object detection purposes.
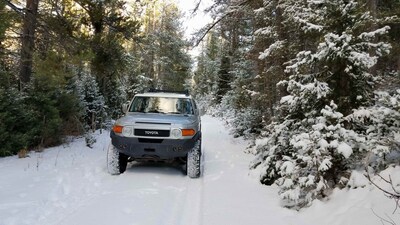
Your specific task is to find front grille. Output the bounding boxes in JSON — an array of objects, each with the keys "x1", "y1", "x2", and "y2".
[
  {"x1": 138, "y1": 138, "x2": 164, "y2": 143},
  {"x1": 135, "y1": 122, "x2": 171, "y2": 125},
  {"x1": 134, "y1": 129, "x2": 170, "y2": 137}
]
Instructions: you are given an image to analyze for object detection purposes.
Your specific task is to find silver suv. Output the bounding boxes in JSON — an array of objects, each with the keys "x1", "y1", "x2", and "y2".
[{"x1": 107, "y1": 90, "x2": 202, "y2": 178}]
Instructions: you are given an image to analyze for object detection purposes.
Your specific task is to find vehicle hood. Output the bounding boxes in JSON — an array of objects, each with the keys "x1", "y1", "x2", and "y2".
[{"x1": 117, "y1": 113, "x2": 197, "y2": 126}]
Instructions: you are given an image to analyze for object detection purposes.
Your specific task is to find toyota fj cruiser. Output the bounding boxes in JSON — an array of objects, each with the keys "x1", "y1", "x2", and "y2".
[{"x1": 107, "y1": 89, "x2": 202, "y2": 178}]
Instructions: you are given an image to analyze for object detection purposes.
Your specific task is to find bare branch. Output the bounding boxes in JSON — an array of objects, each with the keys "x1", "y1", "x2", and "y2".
[
  {"x1": 190, "y1": 0, "x2": 202, "y2": 16},
  {"x1": 365, "y1": 169, "x2": 400, "y2": 216},
  {"x1": 393, "y1": 198, "x2": 399, "y2": 215},
  {"x1": 389, "y1": 175, "x2": 400, "y2": 195},
  {"x1": 73, "y1": 0, "x2": 91, "y2": 15},
  {"x1": 366, "y1": 171, "x2": 400, "y2": 199},
  {"x1": 2, "y1": 0, "x2": 24, "y2": 14},
  {"x1": 371, "y1": 209, "x2": 396, "y2": 225},
  {"x1": 377, "y1": 173, "x2": 391, "y2": 184},
  {"x1": 192, "y1": 0, "x2": 253, "y2": 47},
  {"x1": 193, "y1": 16, "x2": 225, "y2": 47}
]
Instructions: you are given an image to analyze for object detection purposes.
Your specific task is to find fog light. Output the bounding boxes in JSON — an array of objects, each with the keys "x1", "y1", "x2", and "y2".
[
  {"x1": 122, "y1": 126, "x2": 133, "y2": 137},
  {"x1": 171, "y1": 128, "x2": 181, "y2": 138}
]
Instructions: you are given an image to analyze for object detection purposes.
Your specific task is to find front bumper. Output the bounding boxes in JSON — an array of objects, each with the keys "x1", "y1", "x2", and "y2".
[{"x1": 110, "y1": 131, "x2": 201, "y2": 159}]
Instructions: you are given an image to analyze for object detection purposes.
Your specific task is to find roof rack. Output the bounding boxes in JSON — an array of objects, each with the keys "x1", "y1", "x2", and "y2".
[{"x1": 148, "y1": 88, "x2": 190, "y2": 96}]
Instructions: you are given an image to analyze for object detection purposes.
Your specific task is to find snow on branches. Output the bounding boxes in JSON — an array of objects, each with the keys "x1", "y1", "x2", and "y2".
[
  {"x1": 252, "y1": 90, "x2": 400, "y2": 209},
  {"x1": 251, "y1": 0, "x2": 398, "y2": 209}
]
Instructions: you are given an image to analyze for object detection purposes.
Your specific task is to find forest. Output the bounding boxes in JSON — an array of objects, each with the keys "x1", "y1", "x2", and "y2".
[
  {"x1": 0, "y1": 0, "x2": 191, "y2": 154},
  {"x1": 1, "y1": 0, "x2": 400, "y2": 208}
]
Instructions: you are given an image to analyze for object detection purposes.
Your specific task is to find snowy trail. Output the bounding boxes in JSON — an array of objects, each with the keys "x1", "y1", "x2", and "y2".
[
  {"x1": 1, "y1": 116, "x2": 398, "y2": 225},
  {"x1": 0, "y1": 116, "x2": 295, "y2": 225}
]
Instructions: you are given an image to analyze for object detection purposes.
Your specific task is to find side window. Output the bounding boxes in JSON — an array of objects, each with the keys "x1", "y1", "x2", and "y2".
[
  {"x1": 186, "y1": 100, "x2": 194, "y2": 114},
  {"x1": 176, "y1": 99, "x2": 193, "y2": 114}
]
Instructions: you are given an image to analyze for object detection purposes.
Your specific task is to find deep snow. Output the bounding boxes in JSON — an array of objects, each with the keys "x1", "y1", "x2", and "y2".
[{"x1": 0, "y1": 116, "x2": 399, "y2": 225}]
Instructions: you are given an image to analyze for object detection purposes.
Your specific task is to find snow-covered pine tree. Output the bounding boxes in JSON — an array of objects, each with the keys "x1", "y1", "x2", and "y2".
[
  {"x1": 75, "y1": 71, "x2": 106, "y2": 147},
  {"x1": 193, "y1": 31, "x2": 220, "y2": 103},
  {"x1": 252, "y1": 0, "x2": 312, "y2": 121},
  {"x1": 252, "y1": 0, "x2": 393, "y2": 208},
  {"x1": 223, "y1": 27, "x2": 262, "y2": 137},
  {"x1": 103, "y1": 78, "x2": 126, "y2": 120},
  {"x1": 226, "y1": 57, "x2": 263, "y2": 138},
  {"x1": 346, "y1": 89, "x2": 400, "y2": 169},
  {"x1": 193, "y1": 0, "x2": 265, "y2": 136}
]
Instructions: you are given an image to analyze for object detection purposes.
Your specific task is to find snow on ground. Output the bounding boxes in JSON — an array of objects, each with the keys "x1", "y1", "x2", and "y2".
[{"x1": 0, "y1": 116, "x2": 399, "y2": 225}]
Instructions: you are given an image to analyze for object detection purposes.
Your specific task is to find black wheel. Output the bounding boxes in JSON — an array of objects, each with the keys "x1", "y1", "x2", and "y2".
[
  {"x1": 107, "y1": 142, "x2": 128, "y2": 175},
  {"x1": 186, "y1": 140, "x2": 201, "y2": 178},
  {"x1": 118, "y1": 152, "x2": 128, "y2": 173}
]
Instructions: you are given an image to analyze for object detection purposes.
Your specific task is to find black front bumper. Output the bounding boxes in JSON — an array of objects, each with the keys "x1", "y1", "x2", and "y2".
[{"x1": 110, "y1": 131, "x2": 201, "y2": 159}]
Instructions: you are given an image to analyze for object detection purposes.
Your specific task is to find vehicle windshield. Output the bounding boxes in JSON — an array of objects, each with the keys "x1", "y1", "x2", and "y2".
[{"x1": 129, "y1": 96, "x2": 194, "y2": 115}]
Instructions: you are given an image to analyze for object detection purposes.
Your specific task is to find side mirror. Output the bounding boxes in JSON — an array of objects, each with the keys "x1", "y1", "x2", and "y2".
[{"x1": 122, "y1": 102, "x2": 130, "y2": 114}]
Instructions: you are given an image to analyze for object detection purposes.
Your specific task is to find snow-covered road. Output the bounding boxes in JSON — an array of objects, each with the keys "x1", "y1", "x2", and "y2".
[
  {"x1": 0, "y1": 116, "x2": 294, "y2": 225},
  {"x1": 0, "y1": 116, "x2": 398, "y2": 225}
]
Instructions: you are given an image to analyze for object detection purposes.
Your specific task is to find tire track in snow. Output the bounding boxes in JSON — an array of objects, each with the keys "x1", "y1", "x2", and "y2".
[
  {"x1": 161, "y1": 152, "x2": 205, "y2": 225},
  {"x1": 161, "y1": 176, "x2": 190, "y2": 225},
  {"x1": 0, "y1": 117, "x2": 247, "y2": 225},
  {"x1": 178, "y1": 147, "x2": 206, "y2": 225}
]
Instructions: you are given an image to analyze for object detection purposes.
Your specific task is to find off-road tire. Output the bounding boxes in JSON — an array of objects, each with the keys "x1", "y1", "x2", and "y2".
[
  {"x1": 187, "y1": 140, "x2": 201, "y2": 178},
  {"x1": 107, "y1": 143, "x2": 128, "y2": 175}
]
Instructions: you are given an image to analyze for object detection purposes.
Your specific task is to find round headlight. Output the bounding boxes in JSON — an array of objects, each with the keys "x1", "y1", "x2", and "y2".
[
  {"x1": 171, "y1": 128, "x2": 182, "y2": 139},
  {"x1": 122, "y1": 126, "x2": 133, "y2": 137}
]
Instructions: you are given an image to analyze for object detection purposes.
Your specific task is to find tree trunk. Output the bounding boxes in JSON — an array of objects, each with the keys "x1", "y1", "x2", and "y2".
[
  {"x1": 398, "y1": 56, "x2": 400, "y2": 75},
  {"x1": 91, "y1": 112, "x2": 96, "y2": 132},
  {"x1": 19, "y1": 0, "x2": 40, "y2": 87},
  {"x1": 367, "y1": 0, "x2": 377, "y2": 76}
]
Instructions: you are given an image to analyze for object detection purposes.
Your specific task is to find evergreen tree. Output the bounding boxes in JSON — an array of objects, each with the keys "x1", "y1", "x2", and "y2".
[
  {"x1": 251, "y1": 0, "x2": 396, "y2": 208},
  {"x1": 129, "y1": 0, "x2": 191, "y2": 91},
  {"x1": 0, "y1": 88, "x2": 38, "y2": 156},
  {"x1": 73, "y1": 0, "x2": 139, "y2": 118},
  {"x1": 193, "y1": 31, "x2": 220, "y2": 99},
  {"x1": 216, "y1": 53, "x2": 231, "y2": 102},
  {"x1": 0, "y1": 0, "x2": 193, "y2": 156},
  {"x1": 75, "y1": 71, "x2": 106, "y2": 132}
]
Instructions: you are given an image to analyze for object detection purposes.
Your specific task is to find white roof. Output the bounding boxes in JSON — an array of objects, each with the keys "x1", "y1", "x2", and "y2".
[{"x1": 135, "y1": 92, "x2": 191, "y2": 99}]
